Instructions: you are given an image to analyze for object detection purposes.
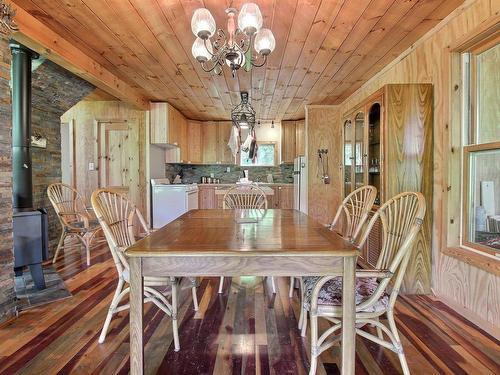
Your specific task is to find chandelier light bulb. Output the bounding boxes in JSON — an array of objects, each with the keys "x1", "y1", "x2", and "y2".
[
  {"x1": 237, "y1": 3, "x2": 263, "y2": 35},
  {"x1": 191, "y1": 8, "x2": 216, "y2": 39},
  {"x1": 192, "y1": 37, "x2": 212, "y2": 62},
  {"x1": 254, "y1": 28, "x2": 275, "y2": 55}
]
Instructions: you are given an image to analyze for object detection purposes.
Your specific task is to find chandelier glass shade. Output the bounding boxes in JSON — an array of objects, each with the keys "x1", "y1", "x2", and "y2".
[
  {"x1": 231, "y1": 92, "x2": 256, "y2": 130},
  {"x1": 191, "y1": 3, "x2": 275, "y2": 77}
]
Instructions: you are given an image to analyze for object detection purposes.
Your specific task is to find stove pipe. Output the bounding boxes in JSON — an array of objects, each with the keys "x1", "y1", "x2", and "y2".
[{"x1": 10, "y1": 42, "x2": 37, "y2": 211}]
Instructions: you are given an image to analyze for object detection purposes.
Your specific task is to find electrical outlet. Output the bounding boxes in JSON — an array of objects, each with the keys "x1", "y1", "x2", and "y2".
[
  {"x1": 210, "y1": 173, "x2": 215, "y2": 178},
  {"x1": 226, "y1": 166, "x2": 231, "y2": 173},
  {"x1": 88, "y1": 162, "x2": 95, "y2": 171}
]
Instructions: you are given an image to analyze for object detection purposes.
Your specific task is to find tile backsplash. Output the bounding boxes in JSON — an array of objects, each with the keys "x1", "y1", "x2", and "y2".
[{"x1": 165, "y1": 163, "x2": 294, "y2": 184}]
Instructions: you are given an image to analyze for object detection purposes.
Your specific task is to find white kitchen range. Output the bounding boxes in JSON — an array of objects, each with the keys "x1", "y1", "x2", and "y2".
[{"x1": 151, "y1": 179, "x2": 199, "y2": 229}]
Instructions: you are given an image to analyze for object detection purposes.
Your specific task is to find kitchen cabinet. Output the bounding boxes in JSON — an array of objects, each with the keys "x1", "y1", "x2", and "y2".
[
  {"x1": 281, "y1": 121, "x2": 297, "y2": 163},
  {"x1": 198, "y1": 185, "x2": 217, "y2": 209},
  {"x1": 342, "y1": 84, "x2": 433, "y2": 279},
  {"x1": 197, "y1": 184, "x2": 293, "y2": 209},
  {"x1": 150, "y1": 102, "x2": 188, "y2": 162},
  {"x1": 202, "y1": 121, "x2": 218, "y2": 164},
  {"x1": 187, "y1": 120, "x2": 202, "y2": 164},
  {"x1": 270, "y1": 185, "x2": 293, "y2": 209}
]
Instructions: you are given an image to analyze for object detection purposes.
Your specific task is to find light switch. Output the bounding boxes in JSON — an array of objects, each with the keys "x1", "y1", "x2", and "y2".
[{"x1": 88, "y1": 162, "x2": 95, "y2": 171}]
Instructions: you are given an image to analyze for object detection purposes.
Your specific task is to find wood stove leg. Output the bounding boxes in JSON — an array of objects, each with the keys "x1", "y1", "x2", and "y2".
[{"x1": 29, "y1": 263, "x2": 46, "y2": 290}]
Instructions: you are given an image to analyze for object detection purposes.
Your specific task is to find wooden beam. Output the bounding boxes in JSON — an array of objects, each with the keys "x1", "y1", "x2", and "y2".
[{"x1": 10, "y1": 3, "x2": 149, "y2": 110}]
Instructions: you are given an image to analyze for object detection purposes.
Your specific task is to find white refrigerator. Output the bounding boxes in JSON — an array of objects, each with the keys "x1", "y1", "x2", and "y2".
[{"x1": 293, "y1": 156, "x2": 307, "y2": 214}]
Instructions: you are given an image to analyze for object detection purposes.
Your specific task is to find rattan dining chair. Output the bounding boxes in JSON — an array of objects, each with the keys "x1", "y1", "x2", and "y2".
[
  {"x1": 91, "y1": 189, "x2": 199, "y2": 350},
  {"x1": 291, "y1": 185, "x2": 377, "y2": 303},
  {"x1": 47, "y1": 183, "x2": 101, "y2": 266},
  {"x1": 303, "y1": 192, "x2": 426, "y2": 375},
  {"x1": 219, "y1": 184, "x2": 272, "y2": 294}
]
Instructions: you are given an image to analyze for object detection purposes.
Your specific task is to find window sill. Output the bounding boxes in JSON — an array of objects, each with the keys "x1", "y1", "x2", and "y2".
[{"x1": 442, "y1": 246, "x2": 500, "y2": 276}]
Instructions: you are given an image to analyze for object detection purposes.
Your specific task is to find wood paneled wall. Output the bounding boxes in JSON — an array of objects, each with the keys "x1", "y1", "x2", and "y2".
[
  {"x1": 305, "y1": 105, "x2": 341, "y2": 226},
  {"x1": 336, "y1": 0, "x2": 499, "y2": 331},
  {"x1": 61, "y1": 101, "x2": 147, "y2": 214}
]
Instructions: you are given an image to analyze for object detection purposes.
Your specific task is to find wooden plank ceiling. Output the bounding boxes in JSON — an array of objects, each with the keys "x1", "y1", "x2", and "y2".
[{"x1": 11, "y1": 0, "x2": 464, "y2": 120}]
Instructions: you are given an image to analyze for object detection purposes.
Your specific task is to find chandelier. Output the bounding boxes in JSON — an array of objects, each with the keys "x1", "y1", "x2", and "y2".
[
  {"x1": 231, "y1": 92, "x2": 256, "y2": 130},
  {"x1": 191, "y1": 3, "x2": 275, "y2": 77}
]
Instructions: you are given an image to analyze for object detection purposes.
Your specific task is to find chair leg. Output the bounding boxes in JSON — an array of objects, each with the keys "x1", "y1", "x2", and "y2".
[
  {"x1": 309, "y1": 312, "x2": 319, "y2": 375},
  {"x1": 375, "y1": 317, "x2": 384, "y2": 340},
  {"x1": 84, "y1": 235, "x2": 91, "y2": 266},
  {"x1": 387, "y1": 309, "x2": 410, "y2": 375},
  {"x1": 301, "y1": 309, "x2": 308, "y2": 337},
  {"x1": 192, "y1": 286, "x2": 199, "y2": 311},
  {"x1": 270, "y1": 277, "x2": 276, "y2": 294},
  {"x1": 298, "y1": 305, "x2": 304, "y2": 329},
  {"x1": 289, "y1": 276, "x2": 295, "y2": 298},
  {"x1": 52, "y1": 231, "x2": 66, "y2": 263},
  {"x1": 99, "y1": 278, "x2": 124, "y2": 344},
  {"x1": 218, "y1": 276, "x2": 224, "y2": 294},
  {"x1": 171, "y1": 278, "x2": 180, "y2": 352}
]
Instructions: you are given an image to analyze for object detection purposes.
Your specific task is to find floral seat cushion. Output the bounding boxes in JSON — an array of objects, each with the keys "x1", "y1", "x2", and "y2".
[{"x1": 302, "y1": 276, "x2": 389, "y2": 313}]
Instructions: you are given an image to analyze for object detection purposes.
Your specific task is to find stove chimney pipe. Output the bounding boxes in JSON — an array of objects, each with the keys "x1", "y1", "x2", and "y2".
[{"x1": 10, "y1": 41, "x2": 37, "y2": 211}]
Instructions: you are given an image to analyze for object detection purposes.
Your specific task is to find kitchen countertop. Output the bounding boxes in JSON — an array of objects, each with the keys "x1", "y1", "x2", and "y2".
[
  {"x1": 198, "y1": 182, "x2": 293, "y2": 187},
  {"x1": 213, "y1": 185, "x2": 275, "y2": 195}
]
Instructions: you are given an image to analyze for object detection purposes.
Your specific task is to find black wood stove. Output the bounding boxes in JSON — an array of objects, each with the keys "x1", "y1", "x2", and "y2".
[{"x1": 10, "y1": 42, "x2": 48, "y2": 290}]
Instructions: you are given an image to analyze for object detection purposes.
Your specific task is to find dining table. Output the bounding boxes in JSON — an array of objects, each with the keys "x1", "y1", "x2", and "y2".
[{"x1": 125, "y1": 209, "x2": 359, "y2": 375}]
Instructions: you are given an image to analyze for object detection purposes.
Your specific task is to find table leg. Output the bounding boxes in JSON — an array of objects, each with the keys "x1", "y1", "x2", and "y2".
[
  {"x1": 341, "y1": 256, "x2": 356, "y2": 375},
  {"x1": 130, "y1": 257, "x2": 144, "y2": 375}
]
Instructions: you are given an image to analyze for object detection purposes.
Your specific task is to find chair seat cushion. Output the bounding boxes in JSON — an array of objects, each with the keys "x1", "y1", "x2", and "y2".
[
  {"x1": 72, "y1": 219, "x2": 100, "y2": 231},
  {"x1": 302, "y1": 276, "x2": 389, "y2": 313}
]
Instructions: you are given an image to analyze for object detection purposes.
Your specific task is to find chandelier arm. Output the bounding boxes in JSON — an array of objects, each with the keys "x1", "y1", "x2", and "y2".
[
  {"x1": 202, "y1": 38, "x2": 217, "y2": 58},
  {"x1": 251, "y1": 54, "x2": 268, "y2": 68},
  {"x1": 200, "y1": 60, "x2": 222, "y2": 73}
]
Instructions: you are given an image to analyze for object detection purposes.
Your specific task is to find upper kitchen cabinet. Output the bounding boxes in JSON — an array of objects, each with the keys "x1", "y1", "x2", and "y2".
[
  {"x1": 187, "y1": 120, "x2": 202, "y2": 164},
  {"x1": 202, "y1": 121, "x2": 218, "y2": 164},
  {"x1": 281, "y1": 121, "x2": 297, "y2": 164},
  {"x1": 150, "y1": 102, "x2": 188, "y2": 161}
]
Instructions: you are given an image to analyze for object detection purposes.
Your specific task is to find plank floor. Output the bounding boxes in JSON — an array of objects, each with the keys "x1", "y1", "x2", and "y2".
[{"x1": 0, "y1": 244, "x2": 498, "y2": 375}]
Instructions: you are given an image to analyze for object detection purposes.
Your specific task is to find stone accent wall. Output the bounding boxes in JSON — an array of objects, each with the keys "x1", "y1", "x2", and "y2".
[
  {"x1": 0, "y1": 29, "x2": 14, "y2": 322},
  {"x1": 31, "y1": 60, "x2": 94, "y2": 252},
  {"x1": 165, "y1": 163, "x2": 294, "y2": 184}
]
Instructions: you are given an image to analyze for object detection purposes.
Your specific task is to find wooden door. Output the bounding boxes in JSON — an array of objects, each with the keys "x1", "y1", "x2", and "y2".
[{"x1": 98, "y1": 120, "x2": 139, "y2": 201}]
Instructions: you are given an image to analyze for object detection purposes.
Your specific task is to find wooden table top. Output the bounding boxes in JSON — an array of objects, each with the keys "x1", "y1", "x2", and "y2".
[{"x1": 125, "y1": 209, "x2": 359, "y2": 258}]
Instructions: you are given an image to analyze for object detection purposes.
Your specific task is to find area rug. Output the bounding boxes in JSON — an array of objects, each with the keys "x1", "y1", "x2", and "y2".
[{"x1": 14, "y1": 265, "x2": 72, "y2": 310}]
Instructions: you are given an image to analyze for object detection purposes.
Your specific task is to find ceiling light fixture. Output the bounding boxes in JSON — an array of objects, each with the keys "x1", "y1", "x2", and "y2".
[
  {"x1": 231, "y1": 92, "x2": 256, "y2": 130},
  {"x1": 191, "y1": 3, "x2": 275, "y2": 77}
]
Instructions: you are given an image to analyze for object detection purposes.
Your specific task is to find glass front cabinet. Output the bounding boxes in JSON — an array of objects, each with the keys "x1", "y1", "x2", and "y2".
[{"x1": 342, "y1": 96, "x2": 383, "y2": 205}]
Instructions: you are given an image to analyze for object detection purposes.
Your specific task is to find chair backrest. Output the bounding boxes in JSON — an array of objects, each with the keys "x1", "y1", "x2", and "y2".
[
  {"x1": 357, "y1": 192, "x2": 426, "y2": 305},
  {"x1": 223, "y1": 184, "x2": 268, "y2": 209},
  {"x1": 47, "y1": 183, "x2": 89, "y2": 225},
  {"x1": 91, "y1": 189, "x2": 149, "y2": 273},
  {"x1": 330, "y1": 185, "x2": 377, "y2": 243}
]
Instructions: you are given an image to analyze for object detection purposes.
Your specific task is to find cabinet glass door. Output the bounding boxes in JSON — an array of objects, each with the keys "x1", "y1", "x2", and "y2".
[
  {"x1": 354, "y1": 112, "x2": 365, "y2": 190},
  {"x1": 368, "y1": 103, "x2": 381, "y2": 204},
  {"x1": 343, "y1": 119, "x2": 352, "y2": 196}
]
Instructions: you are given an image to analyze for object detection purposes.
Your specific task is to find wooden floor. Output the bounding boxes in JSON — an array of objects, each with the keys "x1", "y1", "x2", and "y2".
[{"x1": 0, "y1": 244, "x2": 498, "y2": 375}]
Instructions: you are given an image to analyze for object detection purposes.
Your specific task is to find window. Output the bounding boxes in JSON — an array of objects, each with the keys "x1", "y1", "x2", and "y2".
[
  {"x1": 461, "y1": 39, "x2": 500, "y2": 254},
  {"x1": 240, "y1": 143, "x2": 276, "y2": 166}
]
